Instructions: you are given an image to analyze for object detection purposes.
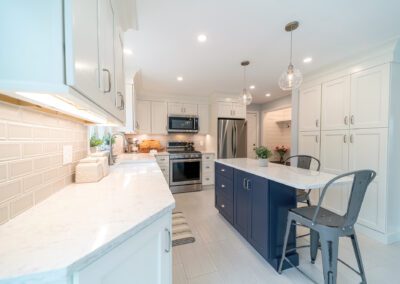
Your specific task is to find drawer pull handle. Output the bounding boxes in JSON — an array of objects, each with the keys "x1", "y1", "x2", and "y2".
[
  {"x1": 206, "y1": 178, "x2": 210, "y2": 180},
  {"x1": 165, "y1": 228, "x2": 171, "y2": 253},
  {"x1": 221, "y1": 204, "x2": 225, "y2": 208},
  {"x1": 221, "y1": 169, "x2": 225, "y2": 172},
  {"x1": 206, "y1": 166, "x2": 210, "y2": 169}
]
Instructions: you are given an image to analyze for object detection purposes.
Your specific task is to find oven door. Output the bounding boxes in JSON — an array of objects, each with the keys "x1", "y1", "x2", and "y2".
[
  {"x1": 170, "y1": 159, "x2": 202, "y2": 186},
  {"x1": 168, "y1": 116, "x2": 199, "y2": 133}
]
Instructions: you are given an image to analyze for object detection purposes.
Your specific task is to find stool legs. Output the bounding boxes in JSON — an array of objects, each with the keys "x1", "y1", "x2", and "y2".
[
  {"x1": 320, "y1": 235, "x2": 339, "y2": 284},
  {"x1": 278, "y1": 217, "x2": 294, "y2": 274},
  {"x1": 310, "y1": 229, "x2": 319, "y2": 264},
  {"x1": 350, "y1": 233, "x2": 367, "y2": 284}
]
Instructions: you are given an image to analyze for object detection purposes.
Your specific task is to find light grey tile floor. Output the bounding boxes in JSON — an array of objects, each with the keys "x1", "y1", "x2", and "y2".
[{"x1": 172, "y1": 187, "x2": 400, "y2": 284}]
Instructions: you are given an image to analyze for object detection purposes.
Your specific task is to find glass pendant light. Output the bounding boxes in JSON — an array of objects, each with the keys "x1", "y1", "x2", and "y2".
[
  {"x1": 240, "y1": 61, "x2": 253, "y2": 105},
  {"x1": 278, "y1": 21, "x2": 303, "y2": 91}
]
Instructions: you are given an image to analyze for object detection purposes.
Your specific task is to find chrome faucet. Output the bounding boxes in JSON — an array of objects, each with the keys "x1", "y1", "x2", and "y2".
[{"x1": 109, "y1": 132, "x2": 128, "y2": 165}]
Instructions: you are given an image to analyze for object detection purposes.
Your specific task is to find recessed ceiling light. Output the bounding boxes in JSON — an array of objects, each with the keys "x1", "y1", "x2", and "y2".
[
  {"x1": 249, "y1": 85, "x2": 255, "y2": 90},
  {"x1": 177, "y1": 76, "x2": 183, "y2": 81},
  {"x1": 197, "y1": 34, "x2": 207, "y2": 42},
  {"x1": 123, "y1": 48, "x2": 133, "y2": 55},
  {"x1": 303, "y1": 57, "x2": 312, "y2": 63},
  {"x1": 265, "y1": 93, "x2": 271, "y2": 97}
]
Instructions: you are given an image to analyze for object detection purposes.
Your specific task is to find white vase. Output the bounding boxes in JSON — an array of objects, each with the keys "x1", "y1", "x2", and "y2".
[{"x1": 258, "y1": 158, "x2": 269, "y2": 167}]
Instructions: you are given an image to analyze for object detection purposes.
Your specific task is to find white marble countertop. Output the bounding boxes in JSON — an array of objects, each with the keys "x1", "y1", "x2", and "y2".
[
  {"x1": 0, "y1": 157, "x2": 175, "y2": 283},
  {"x1": 216, "y1": 158, "x2": 339, "y2": 189}
]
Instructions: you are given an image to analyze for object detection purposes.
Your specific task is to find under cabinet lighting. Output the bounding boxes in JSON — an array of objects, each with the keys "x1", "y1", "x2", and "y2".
[{"x1": 15, "y1": 92, "x2": 107, "y2": 123}]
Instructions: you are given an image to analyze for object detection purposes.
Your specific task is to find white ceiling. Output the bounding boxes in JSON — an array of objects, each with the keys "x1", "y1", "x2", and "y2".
[{"x1": 124, "y1": 0, "x2": 400, "y2": 104}]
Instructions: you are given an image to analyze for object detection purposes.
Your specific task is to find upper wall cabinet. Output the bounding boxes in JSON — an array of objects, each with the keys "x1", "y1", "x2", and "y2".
[
  {"x1": 0, "y1": 0, "x2": 127, "y2": 123},
  {"x1": 151, "y1": 101, "x2": 168, "y2": 135},
  {"x1": 113, "y1": 29, "x2": 126, "y2": 122},
  {"x1": 298, "y1": 85, "x2": 321, "y2": 131},
  {"x1": 198, "y1": 104, "x2": 209, "y2": 134},
  {"x1": 321, "y1": 76, "x2": 350, "y2": 131},
  {"x1": 350, "y1": 65, "x2": 389, "y2": 129},
  {"x1": 136, "y1": 100, "x2": 152, "y2": 134},
  {"x1": 217, "y1": 102, "x2": 246, "y2": 119},
  {"x1": 168, "y1": 102, "x2": 198, "y2": 116}
]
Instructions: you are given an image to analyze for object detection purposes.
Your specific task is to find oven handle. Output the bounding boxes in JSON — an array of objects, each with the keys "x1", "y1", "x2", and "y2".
[{"x1": 170, "y1": 158, "x2": 202, "y2": 163}]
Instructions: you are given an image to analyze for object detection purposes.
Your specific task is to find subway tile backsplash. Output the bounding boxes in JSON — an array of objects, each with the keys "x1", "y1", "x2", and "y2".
[{"x1": 0, "y1": 101, "x2": 88, "y2": 224}]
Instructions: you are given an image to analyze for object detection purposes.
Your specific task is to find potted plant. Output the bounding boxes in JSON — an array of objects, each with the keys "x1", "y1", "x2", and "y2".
[
  {"x1": 275, "y1": 145, "x2": 289, "y2": 164},
  {"x1": 254, "y1": 146, "x2": 273, "y2": 167},
  {"x1": 89, "y1": 134, "x2": 103, "y2": 153},
  {"x1": 102, "y1": 133, "x2": 115, "y2": 149}
]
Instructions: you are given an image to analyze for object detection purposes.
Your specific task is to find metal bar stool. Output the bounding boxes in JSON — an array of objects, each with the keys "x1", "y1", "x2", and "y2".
[
  {"x1": 284, "y1": 155, "x2": 321, "y2": 207},
  {"x1": 278, "y1": 170, "x2": 376, "y2": 284}
]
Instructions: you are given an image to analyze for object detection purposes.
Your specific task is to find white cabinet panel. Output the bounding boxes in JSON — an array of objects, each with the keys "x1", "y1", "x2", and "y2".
[
  {"x1": 167, "y1": 103, "x2": 183, "y2": 115},
  {"x1": 136, "y1": 100, "x2": 151, "y2": 134},
  {"x1": 299, "y1": 85, "x2": 321, "y2": 131},
  {"x1": 198, "y1": 104, "x2": 209, "y2": 134},
  {"x1": 298, "y1": 131, "x2": 320, "y2": 159},
  {"x1": 167, "y1": 103, "x2": 197, "y2": 115},
  {"x1": 321, "y1": 76, "x2": 350, "y2": 130},
  {"x1": 98, "y1": 0, "x2": 116, "y2": 114},
  {"x1": 151, "y1": 101, "x2": 168, "y2": 134},
  {"x1": 74, "y1": 213, "x2": 172, "y2": 284},
  {"x1": 320, "y1": 130, "x2": 350, "y2": 215},
  {"x1": 349, "y1": 128, "x2": 388, "y2": 232},
  {"x1": 66, "y1": 0, "x2": 102, "y2": 104},
  {"x1": 217, "y1": 102, "x2": 233, "y2": 118},
  {"x1": 350, "y1": 64, "x2": 389, "y2": 129},
  {"x1": 182, "y1": 103, "x2": 198, "y2": 115},
  {"x1": 232, "y1": 103, "x2": 246, "y2": 118}
]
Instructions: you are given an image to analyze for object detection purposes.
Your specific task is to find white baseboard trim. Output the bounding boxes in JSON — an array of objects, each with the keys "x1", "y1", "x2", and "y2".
[{"x1": 355, "y1": 224, "x2": 400, "y2": 244}]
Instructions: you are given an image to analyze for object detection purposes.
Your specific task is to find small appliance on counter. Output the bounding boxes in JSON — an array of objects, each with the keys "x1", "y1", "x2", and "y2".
[{"x1": 167, "y1": 141, "x2": 202, "y2": 193}]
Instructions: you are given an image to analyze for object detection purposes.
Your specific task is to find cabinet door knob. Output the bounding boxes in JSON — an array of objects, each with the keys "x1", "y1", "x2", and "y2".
[
  {"x1": 221, "y1": 184, "x2": 225, "y2": 188},
  {"x1": 221, "y1": 204, "x2": 225, "y2": 208},
  {"x1": 344, "y1": 116, "x2": 348, "y2": 125},
  {"x1": 344, "y1": 135, "x2": 347, "y2": 143},
  {"x1": 315, "y1": 119, "x2": 319, "y2": 128},
  {"x1": 206, "y1": 178, "x2": 210, "y2": 181},
  {"x1": 221, "y1": 168, "x2": 225, "y2": 172}
]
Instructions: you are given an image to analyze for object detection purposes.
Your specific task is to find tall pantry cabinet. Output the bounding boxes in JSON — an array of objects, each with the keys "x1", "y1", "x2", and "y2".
[{"x1": 297, "y1": 46, "x2": 400, "y2": 244}]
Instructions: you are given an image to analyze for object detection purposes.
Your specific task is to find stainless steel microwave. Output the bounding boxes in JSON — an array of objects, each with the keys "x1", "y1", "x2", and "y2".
[{"x1": 168, "y1": 116, "x2": 199, "y2": 133}]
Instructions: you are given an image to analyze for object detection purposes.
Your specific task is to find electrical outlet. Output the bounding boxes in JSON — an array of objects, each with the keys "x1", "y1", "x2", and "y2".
[{"x1": 63, "y1": 145, "x2": 73, "y2": 165}]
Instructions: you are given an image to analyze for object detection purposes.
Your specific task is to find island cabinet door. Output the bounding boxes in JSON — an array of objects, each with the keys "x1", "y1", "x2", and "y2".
[
  {"x1": 247, "y1": 174, "x2": 269, "y2": 258},
  {"x1": 234, "y1": 169, "x2": 252, "y2": 239},
  {"x1": 73, "y1": 213, "x2": 172, "y2": 284}
]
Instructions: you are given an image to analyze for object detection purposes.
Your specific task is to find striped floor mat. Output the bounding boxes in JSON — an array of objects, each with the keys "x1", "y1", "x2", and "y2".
[{"x1": 172, "y1": 211, "x2": 195, "y2": 247}]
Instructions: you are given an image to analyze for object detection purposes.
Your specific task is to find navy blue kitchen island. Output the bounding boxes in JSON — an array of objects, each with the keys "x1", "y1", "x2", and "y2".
[{"x1": 214, "y1": 158, "x2": 337, "y2": 271}]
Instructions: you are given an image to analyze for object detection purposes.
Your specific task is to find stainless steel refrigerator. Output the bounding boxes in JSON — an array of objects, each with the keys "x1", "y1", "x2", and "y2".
[{"x1": 218, "y1": 119, "x2": 247, "y2": 159}]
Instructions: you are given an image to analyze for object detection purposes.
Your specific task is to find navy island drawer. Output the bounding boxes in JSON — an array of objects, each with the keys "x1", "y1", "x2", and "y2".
[
  {"x1": 215, "y1": 174, "x2": 233, "y2": 202},
  {"x1": 215, "y1": 162, "x2": 233, "y2": 179},
  {"x1": 216, "y1": 194, "x2": 233, "y2": 224}
]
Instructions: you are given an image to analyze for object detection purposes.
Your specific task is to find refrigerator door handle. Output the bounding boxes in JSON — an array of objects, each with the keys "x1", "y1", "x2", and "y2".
[
  {"x1": 233, "y1": 123, "x2": 237, "y2": 157},
  {"x1": 231, "y1": 123, "x2": 235, "y2": 157}
]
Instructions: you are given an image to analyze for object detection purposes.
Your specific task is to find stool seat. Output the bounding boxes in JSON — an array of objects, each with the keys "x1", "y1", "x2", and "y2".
[{"x1": 290, "y1": 206, "x2": 345, "y2": 228}]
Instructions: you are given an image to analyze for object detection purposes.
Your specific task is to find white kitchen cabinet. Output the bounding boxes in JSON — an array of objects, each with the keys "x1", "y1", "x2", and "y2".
[
  {"x1": 136, "y1": 100, "x2": 151, "y2": 134},
  {"x1": 321, "y1": 76, "x2": 350, "y2": 130},
  {"x1": 298, "y1": 85, "x2": 321, "y2": 131},
  {"x1": 66, "y1": 0, "x2": 102, "y2": 106},
  {"x1": 151, "y1": 101, "x2": 168, "y2": 134},
  {"x1": 156, "y1": 155, "x2": 170, "y2": 183},
  {"x1": 298, "y1": 131, "x2": 320, "y2": 159},
  {"x1": 0, "y1": 0, "x2": 129, "y2": 124},
  {"x1": 202, "y1": 153, "x2": 215, "y2": 185},
  {"x1": 198, "y1": 104, "x2": 209, "y2": 134},
  {"x1": 74, "y1": 213, "x2": 172, "y2": 284},
  {"x1": 113, "y1": 30, "x2": 126, "y2": 122},
  {"x1": 350, "y1": 64, "x2": 390, "y2": 129},
  {"x1": 167, "y1": 102, "x2": 198, "y2": 115},
  {"x1": 349, "y1": 128, "x2": 388, "y2": 232},
  {"x1": 320, "y1": 130, "x2": 350, "y2": 215},
  {"x1": 217, "y1": 102, "x2": 246, "y2": 119}
]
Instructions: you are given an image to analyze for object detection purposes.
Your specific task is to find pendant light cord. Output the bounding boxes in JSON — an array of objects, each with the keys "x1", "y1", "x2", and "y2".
[
  {"x1": 290, "y1": 30, "x2": 293, "y2": 65},
  {"x1": 243, "y1": 66, "x2": 247, "y2": 90}
]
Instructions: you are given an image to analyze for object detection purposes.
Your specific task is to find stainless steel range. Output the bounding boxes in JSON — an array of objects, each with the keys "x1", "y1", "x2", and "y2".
[{"x1": 167, "y1": 141, "x2": 202, "y2": 194}]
